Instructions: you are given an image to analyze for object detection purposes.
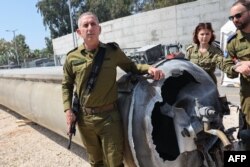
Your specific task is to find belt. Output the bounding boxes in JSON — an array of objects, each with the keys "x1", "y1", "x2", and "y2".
[{"x1": 83, "y1": 103, "x2": 116, "y2": 115}]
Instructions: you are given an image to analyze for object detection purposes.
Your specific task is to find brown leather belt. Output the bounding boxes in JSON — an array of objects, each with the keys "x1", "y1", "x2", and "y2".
[{"x1": 83, "y1": 103, "x2": 116, "y2": 115}]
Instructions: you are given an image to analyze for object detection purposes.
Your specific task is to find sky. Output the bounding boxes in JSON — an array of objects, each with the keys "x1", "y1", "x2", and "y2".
[{"x1": 0, "y1": 0, "x2": 50, "y2": 50}]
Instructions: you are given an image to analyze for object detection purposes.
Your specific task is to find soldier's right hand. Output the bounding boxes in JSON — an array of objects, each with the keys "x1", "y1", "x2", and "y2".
[
  {"x1": 234, "y1": 61, "x2": 250, "y2": 76},
  {"x1": 148, "y1": 66, "x2": 165, "y2": 80},
  {"x1": 65, "y1": 109, "x2": 76, "y2": 132}
]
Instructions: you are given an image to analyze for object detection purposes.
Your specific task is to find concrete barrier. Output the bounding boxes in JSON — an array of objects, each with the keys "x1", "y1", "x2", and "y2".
[{"x1": 0, "y1": 67, "x2": 84, "y2": 147}]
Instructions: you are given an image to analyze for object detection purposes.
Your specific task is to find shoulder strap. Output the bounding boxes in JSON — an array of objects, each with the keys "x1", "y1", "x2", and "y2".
[
  {"x1": 227, "y1": 33, "x2": 237, "y2": 44},
  {"x1": 211, "y1": 42, "x2": 223, "y2": 54},
  {"x1": 85, "y1": 47, "x2": 106, "y2": 95},
  {"x1": 67, "y1": 47, "x2": 78, "y2": 56},
  {"x1": 186, "y1": 44, "x2": 194, "y2": 51},
  {"x1": 107, "y1": 42, "x2": 119, "y2": 50}
]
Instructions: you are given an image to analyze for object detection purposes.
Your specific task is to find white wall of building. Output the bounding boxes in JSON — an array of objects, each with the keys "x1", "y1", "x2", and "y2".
[{"x1": 52, "y1": 0, "x2": 236, "y2": 56}]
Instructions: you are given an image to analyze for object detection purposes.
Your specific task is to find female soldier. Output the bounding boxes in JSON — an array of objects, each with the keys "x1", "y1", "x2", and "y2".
[{"x1": 186, "y1": 22, "x2": 224, "y2": 84}]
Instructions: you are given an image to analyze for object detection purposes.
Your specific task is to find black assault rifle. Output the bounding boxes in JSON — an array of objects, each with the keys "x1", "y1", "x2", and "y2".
[{"x1": 67, "y1": 92, "x2": 79, "y2": 150}]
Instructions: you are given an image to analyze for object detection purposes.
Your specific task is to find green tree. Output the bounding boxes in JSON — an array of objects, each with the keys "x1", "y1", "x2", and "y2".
[
  {"x1": 0, "y1": 37, "x2": 25, "y2": 65},
  {"x1": 0, "y1": 34, "x2": 54, "y2": 66},
  {"x1": 15, "y1": 34, "x2": 30, "y2": 63},
  {"x1": 83, "y1": 0, "x2": 132, "y2": 22},
  {"x1": 45, "y1": 37, "x2": 54, "y2": 57},
  {"x1": 0, "y1": 39, "x2": 12, "y2": 65},
  {"x1": 27, "y1": 38, "x2": 53, "y2": 60},
  {"x1": 36, "y1": 0, "x2": 82, "y2": 38},
  {"x1": 32, "y1": 49, "x2": 43, "y2": 58}
]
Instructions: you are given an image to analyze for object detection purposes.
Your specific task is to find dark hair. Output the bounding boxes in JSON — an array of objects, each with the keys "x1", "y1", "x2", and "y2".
[
  {"x1": 233, "y1": 0, "x2": 250, "y2": 10},
  {"x1": 193, "y1": 22, "x2": 215, "y2": 45}
]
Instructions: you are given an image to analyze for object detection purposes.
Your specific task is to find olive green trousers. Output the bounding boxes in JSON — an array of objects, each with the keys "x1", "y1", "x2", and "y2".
[
  {"x1": 240, "y1": 95, "x2": 250, "y2": 127},
  {"x1": 77, "y1": 109, "x2": 124, "y2": 167}
]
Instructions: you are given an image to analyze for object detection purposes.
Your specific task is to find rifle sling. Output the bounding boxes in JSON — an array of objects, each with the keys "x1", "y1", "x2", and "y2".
[
  {"x1": 85, "y1": 47, "x2": 106, "y2": 95},
  {"x1": 72, "y1": 46, "x2": 106, "y2": 110}
]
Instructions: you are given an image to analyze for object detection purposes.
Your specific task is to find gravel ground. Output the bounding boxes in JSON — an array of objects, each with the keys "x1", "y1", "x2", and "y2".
[{"x1": 0, "y1": 105, "x2": 90, "y2": 167}]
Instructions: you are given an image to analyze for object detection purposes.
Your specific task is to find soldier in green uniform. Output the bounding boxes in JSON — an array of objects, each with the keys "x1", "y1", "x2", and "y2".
[
  {"x1": 223, "y1": 0, "x2": 250, "y2": 128},
  {"x1": 62, "y1": 12, "x2": 164, "y2": 167},
  {"x1": 186, "y1": 22, "x2": 224, "y2": 84}
]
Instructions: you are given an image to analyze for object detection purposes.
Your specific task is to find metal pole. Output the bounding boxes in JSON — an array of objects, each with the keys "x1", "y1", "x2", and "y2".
[
  {"x1": 6, "y1": 29, "x2": 19, "y2": 66},
  {"x1": 68, "y1": 0, "x2": 77, "y2": 48}
]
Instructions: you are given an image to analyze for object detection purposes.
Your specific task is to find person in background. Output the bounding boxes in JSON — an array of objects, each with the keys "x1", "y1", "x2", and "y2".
[
  {"x1": 223, "y1": 0, "x2": 250, "y2": 131},
  {"x1": 186, "y1": 22, "x2": 224, "y2": 84},
  {"x1": 62, "y1": 12, "x2": 165, "y2": 167}
]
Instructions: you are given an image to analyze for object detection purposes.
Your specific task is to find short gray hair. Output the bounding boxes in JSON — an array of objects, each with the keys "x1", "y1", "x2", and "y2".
[{"x1": 77, "y1": 12, "x2": 100, "y2": 27}]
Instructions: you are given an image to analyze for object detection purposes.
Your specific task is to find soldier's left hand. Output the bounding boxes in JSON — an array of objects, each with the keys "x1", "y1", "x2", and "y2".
[{"x1": 148, "y1": 66, "x2": 165, "y2": 80}]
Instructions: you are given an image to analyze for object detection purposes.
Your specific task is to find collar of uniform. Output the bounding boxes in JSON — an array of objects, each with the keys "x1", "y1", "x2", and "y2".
[
  {"x1": 240, "y1": 30, "x2": 250, "y2": 40},
  {"x1": 77, "y1": 44, "x2": 85, "y2": 52},
  {"x1": 193, "y1": 43, "x2": 199, "y2": 52},
  {"x1": 80, "y1": 42, "x2": 106, "y2": 53},
  {"x1": 236, "y1": 30, "x2": 245, "y2": 40},
  {"x1": 80, "y1": 42, "x2": 106, "y2": 58},
  {"x1": 99, "y1": 42, "x2": 106, "y2": 48},
  {"x1": 207, "y1": 44, "x2": 213, "y2": 52}
]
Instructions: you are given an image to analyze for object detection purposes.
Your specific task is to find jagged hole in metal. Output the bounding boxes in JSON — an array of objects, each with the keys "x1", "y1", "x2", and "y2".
[{"x1": 151, "y1": 71, "x2": 197, "y2": 161}]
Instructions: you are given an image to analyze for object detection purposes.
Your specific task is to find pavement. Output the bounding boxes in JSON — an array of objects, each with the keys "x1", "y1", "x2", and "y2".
[{"x1": 217, "y1": 74, "x2": 240, "y2": 106}]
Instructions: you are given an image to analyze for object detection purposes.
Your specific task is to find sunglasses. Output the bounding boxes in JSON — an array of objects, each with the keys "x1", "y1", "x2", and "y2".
[{"x1": 228, "y1": 10, "x2": 248, "y2": 21}]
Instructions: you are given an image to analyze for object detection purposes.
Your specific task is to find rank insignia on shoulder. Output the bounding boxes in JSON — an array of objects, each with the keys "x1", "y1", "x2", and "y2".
[
  {"x1": 227, "y1": 33, "x2": 237, "y2": 44},
  {"x1": 186, "y1": 44, "x2": 194, "y2": 51},
  {"x1": 212, "y1": 41, "x2": 220, "y2": 48},
  {"x1": 107, "y1": 42, "x2": 119, "y2": 50},
  {"x1": 66, "y1": 47, "x2": 78, "y2": 56},
  {"x1": 212, "y1": 42, "x2": 223, "y2": 54}
]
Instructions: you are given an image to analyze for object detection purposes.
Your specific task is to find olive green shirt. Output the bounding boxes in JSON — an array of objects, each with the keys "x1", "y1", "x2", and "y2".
[
  {"x1": 185, "y1": 43, "x2": 224, "y2": 83},
  {"x1": 223, "y1": 30, "x2": 250, "y2": 94},
  {"x1": 62, "y1": 42, "x2": 150, "y2": 111}
]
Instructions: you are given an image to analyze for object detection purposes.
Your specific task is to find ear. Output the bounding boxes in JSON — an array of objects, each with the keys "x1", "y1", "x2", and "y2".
[{"x1": 76, "y1": 29, "x2": 81, "y2": 36}]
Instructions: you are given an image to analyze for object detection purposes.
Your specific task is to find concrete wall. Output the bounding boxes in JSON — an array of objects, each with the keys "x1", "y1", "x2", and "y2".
[
  {"x1": 0, "y1": 67, "x2": 77, "y2": 144},
  {"x1": 52, "y1": 0, "x2": 235, "y2": 56}
]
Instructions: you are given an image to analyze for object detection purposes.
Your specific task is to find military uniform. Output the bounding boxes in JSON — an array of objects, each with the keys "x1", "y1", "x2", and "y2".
[
  {"x1": 223, "y1": 30, "x2": 250, "y2": 126},
  {"x1": 62, "y1": 42, "x2": 150, "y2": 167},
  {"x1": 185, "y1": 43, "x2": 224, "y2": 84}
]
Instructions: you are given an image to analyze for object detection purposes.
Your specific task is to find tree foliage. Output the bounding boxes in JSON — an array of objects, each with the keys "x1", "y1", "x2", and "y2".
[
  {"x1": 0, "y1": 39, "x2": 11, "y2": 65},
  {"x1": 15, "y1": 35, "x2": 30, "y2": 61},
  {"x1": 0, "y1": 34, "x2": 54, "y2": 66},
  {"x1": 44, "y1": 37, "x2": 54, "y2": 56},
  {"x1": 36, "y1": 0, "x2": 73, "y2": 39}
]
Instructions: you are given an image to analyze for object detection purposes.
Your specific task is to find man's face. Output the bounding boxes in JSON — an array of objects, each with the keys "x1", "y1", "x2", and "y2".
[
  {"x1": 230, "y1": 4, "x2": 250, "y2": 30},
  {"x1": 77, "y1": 15, "x2": 101, "y2": 43}
]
